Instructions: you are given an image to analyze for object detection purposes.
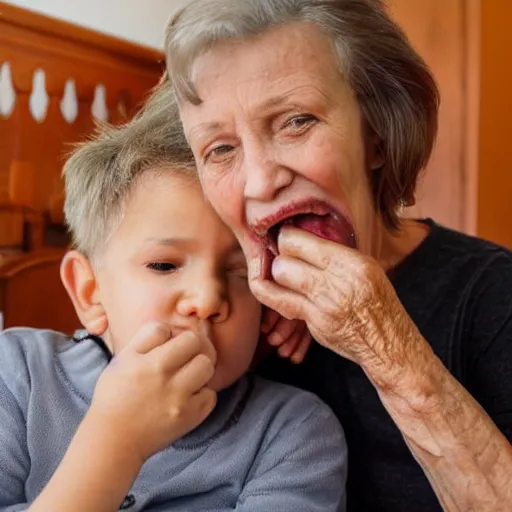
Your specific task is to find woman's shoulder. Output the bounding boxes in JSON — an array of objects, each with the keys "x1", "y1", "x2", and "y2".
[
  {"x1": 430, "y1": 221, "x2": 512, "y2": 294},
  {"x1": 426, "y1": 219, "x2": 512, "y2": 267},
  {"x1": 396, "y1": 219, "x2": 512, "y2": 290}
]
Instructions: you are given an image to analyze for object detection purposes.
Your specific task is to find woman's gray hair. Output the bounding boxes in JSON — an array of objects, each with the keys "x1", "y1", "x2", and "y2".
[{"x1": 165, "y1": 0, "x2": 439, "y2": 228}]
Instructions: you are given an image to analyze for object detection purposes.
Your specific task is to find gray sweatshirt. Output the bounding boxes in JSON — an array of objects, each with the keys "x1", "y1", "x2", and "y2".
[{"x1": 0, "y1": 328, "x2": 347, "y2": 511}]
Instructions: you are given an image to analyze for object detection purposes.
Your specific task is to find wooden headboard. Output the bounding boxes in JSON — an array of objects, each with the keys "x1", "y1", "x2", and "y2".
[
  {"x1": 0, "y1": 249, "x2": 79, "y2": 333},
  {"x1": 0, "y1": 2, "x2": 164, "y2": 254}
]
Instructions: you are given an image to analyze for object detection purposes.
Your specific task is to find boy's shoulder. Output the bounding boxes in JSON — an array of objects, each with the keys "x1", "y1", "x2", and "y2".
[
  {"x1": 0, "y1": 327, "x2": 75, "y2": 364},
  {"x1": 246, "y1": 374, "x2": 341, "y2": 437},
  {"x1": 250, "y1": 374, "x2": 328, "y2": 410},
  {"x1": 0, "y1": 328, "x2": 105, "y2": 401}
]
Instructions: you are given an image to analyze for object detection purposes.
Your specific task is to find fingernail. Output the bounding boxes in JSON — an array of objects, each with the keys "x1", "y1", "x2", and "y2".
[
  {"x1": 268, "y1": 333, "x2": 283, "y2": 346},
  {"x1": 279, "y1": 345, "x2": 292, "y2": 358},
  {"x1": 261, "y1": 323, "x2": 271, "y2": 334},
  {"x1": 291, "y1": 353, "x2": 303, "y2": 364}
]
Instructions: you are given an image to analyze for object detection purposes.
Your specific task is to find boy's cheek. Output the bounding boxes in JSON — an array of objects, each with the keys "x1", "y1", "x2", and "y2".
[{"x1": 249, "y1": 333, "x2": 274, "y2": 370}]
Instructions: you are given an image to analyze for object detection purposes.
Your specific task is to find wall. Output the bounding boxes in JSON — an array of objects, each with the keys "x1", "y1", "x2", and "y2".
[
  {"x1": 477, "y1": 0, "x2": 512, "y2": 248},
  {"x1": 1, "y1": 0, "x2": 184, "y2": 49}
]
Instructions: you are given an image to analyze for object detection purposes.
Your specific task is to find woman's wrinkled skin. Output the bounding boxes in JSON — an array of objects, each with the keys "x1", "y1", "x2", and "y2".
[{"x1": 179, "y1": 23, "x2": 430, "y2": 369}]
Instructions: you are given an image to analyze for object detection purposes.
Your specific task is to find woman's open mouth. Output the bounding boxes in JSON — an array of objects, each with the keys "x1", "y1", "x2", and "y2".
[{"x1": 250, "y1": 199, "x2": 357, "y2": 278}]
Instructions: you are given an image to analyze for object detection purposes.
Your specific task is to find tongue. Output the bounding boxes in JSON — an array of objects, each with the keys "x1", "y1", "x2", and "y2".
[{"x1": 284, "y1": 213, "x2": 355, "y2": 247}]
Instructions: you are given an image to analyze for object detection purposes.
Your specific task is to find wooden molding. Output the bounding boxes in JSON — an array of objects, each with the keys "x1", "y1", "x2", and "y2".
[
  {"x1": 0, "y1": 2, "x2": 165, "y2": 252},
  {"x1": 0, "y1": 1, "x2": 164, "y2": 71}
]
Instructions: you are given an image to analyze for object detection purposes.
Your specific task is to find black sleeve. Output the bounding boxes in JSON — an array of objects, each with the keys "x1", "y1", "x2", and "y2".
[{"x1": 466, "y1": 251, "x2": 512, "y2": 442}]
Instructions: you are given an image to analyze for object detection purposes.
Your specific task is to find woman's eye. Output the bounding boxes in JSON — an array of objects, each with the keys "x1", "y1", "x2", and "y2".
[
  {"x1": 205, "y1": 144, "x2": 234, "y2": 162},
  {"x1": 284, "y1": 114, "x2": 317, "y2": 132},
  {"x1": 146, "y1": 262, "x2": 177, "y2": 273}
]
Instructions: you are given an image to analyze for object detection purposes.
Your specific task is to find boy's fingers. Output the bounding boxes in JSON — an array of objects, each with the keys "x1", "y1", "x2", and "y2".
[
  {"x1": 267, "y1": 317, "x2": 300, "y2": 347},
  {"x1": 150, "y1": 330, "x2": 204, "y2": 373},
  {"x1": 290, "y1": 330, "x2": 313, "y2": 364},
  {"x1": 277, "y1": 328, "x2": 303, "y2": 358},
  {"x1": 198, "y1": 319, "x2": 217, "y2": 367},
  {"x1": 261, "y1": 308, "x2": 280, "y2": 334},
  {"x1": 188, "y1": 387, "x2": 217, "y2": 423},
  {"x1": 173, "y1": 353, "x2": 215, "y2": 393},
  {"x1": 165, "y1": 387, "x2": 217, "y2": 442},
  {"x1": 125, "y1": 322, "x2": 172, "y2": 354}
]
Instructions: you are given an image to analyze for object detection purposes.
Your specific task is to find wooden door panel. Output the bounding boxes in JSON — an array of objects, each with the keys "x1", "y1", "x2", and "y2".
[{"x1": 388, "y1": 0, "x2": 466, "y2": 231}]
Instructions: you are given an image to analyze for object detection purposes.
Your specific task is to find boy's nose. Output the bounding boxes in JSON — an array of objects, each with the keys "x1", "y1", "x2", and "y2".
[{"x1": 176, "y1": 279, "x2": 229, "y2": 323}]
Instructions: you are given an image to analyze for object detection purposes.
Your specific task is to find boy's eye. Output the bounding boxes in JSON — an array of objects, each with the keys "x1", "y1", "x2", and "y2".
[{"x1": 146, "y1": 262, "x2": 177, "y2": 273}]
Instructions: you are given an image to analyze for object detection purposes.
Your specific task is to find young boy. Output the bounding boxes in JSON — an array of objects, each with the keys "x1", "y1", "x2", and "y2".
[{"x1": 0, "y1": 83, "x2": 347, "y2": 511}]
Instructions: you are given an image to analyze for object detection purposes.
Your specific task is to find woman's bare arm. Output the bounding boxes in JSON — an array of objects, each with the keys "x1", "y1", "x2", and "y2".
[
  {"x1": 250, "y1": 227, "x2": 512, "y2": 511},
  {"x1": 372, "y1": 335, "x2": 512, "y2": 512}
]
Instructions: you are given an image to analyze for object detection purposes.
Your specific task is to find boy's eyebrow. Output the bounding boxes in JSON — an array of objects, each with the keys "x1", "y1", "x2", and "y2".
[
  {"x1": 144, "y1": 237, "x2": 194, "y2": 248},
  {"x1": 144, "y1": 237, "x2": 244, "y2": 254}
]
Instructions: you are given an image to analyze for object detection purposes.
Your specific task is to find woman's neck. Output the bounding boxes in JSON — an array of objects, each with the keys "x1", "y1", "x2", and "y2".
[{"x1": 373, "y1": 218, "x2": 431, "y2": 271}]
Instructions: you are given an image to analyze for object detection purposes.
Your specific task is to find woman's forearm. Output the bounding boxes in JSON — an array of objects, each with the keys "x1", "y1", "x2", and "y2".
[
  {"x1": 369, "y1": 341, "x2": 512, "y2": 511},
  {"x1": 29, "y1": 412, "x2": 143, "y2": 512}
]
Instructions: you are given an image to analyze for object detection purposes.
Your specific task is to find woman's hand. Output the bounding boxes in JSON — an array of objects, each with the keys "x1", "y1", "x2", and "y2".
[{"x1": 250, "y1": 227, "x2": 423, "y2": 380}]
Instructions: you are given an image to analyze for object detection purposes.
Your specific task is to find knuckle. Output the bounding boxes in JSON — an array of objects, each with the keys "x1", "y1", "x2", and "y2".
[
  {"x1": 320, "y1": 252, "x2": 332, "y2": 269},
  {"x1": 168, "y1": 402, "x2": 187, "y2": 421},
  {"x1": 195, "y1": 353, "x2": 214, "y2": 370},
  {"x1": 275, "y1": 318, "x2": 294, "y2": 337},
  {"x1": 146, "y1": 321, "x2": 171, "y2": 339},
  {"x1": 201, "y1": 389, "x2": 217, "y2": 411},
  {"x1": 181, "y1": 330, "x2": 201, "y2": 350},
  {"x1": 301, "y1": 272, "x2": 315, "y2": 295},
  {"x1": 150, "y1": 355, "x2": 166, "y2": 376}
]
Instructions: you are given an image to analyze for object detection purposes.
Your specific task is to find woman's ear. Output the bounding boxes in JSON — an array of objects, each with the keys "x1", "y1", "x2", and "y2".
[
  {"x1": 365, "y1": 128, "x2": 385, "y2": 171},
  {"x1": 60, "y1": 250, "x2": 108, "y2": 335}
]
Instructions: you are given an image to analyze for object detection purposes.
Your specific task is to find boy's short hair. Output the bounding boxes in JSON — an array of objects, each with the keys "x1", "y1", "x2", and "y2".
[{"x1": 63, "y1": 75, "x2": 195, "y2": 259}]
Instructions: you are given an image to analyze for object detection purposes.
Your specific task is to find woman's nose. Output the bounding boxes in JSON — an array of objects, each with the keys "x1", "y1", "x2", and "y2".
[
  {"x1": 242, "y1": 142, "x2": 293, "y2": 201},
  {"x1": 176, "y1": 276, "x2": 229, "y2": 323}
]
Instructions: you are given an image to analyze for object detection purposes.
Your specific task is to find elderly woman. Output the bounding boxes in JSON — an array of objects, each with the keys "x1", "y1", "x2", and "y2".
[{"x1": 164, "y1": 0, "x2": 512, "y2": 510}]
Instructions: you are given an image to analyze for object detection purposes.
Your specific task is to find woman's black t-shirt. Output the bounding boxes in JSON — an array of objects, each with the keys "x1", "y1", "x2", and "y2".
[{"x1": 256, "y1": 219, "x2": 512, "y2": 511}]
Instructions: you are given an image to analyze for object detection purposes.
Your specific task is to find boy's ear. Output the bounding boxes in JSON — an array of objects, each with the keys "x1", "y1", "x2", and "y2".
[{"x1": 60, "y1": 250, "x2": 108, "y2": 335}]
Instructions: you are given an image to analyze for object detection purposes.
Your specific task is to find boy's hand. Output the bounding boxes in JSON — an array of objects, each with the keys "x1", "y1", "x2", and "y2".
[
  {"x1": 89, "y1": 322, "x2": 217, "y2": 464},
  {"x1": 261, "y1": 308, "x2": 312, "y2": 364}
]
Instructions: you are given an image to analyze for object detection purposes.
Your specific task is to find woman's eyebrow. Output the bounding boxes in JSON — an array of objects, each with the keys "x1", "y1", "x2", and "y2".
[{"x1": 190, "y1": 121, "x2": 224, "y2": 140}]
